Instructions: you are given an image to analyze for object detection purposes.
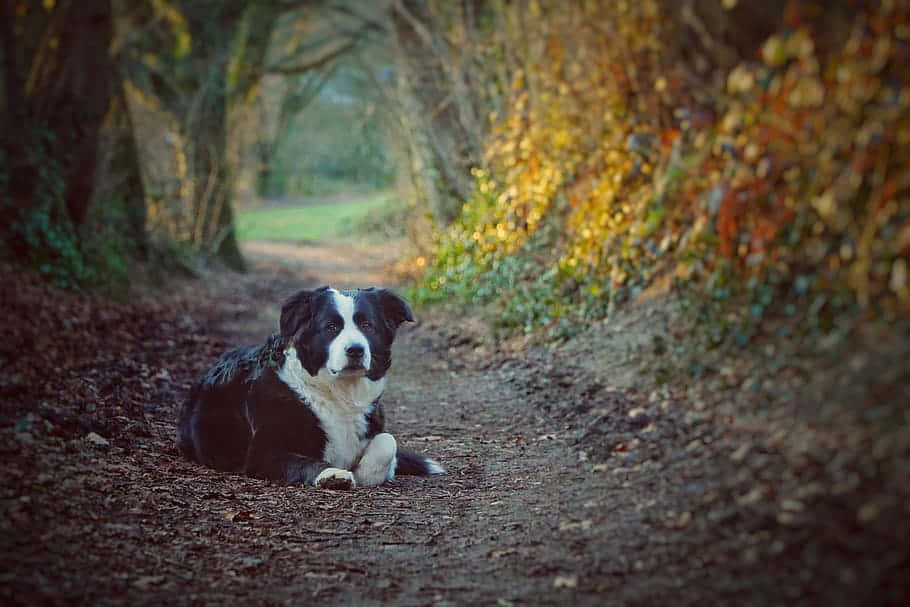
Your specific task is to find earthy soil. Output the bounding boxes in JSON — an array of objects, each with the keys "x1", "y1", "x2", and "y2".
[{"x1": 1, "y1": 239, "x2": 908, "y2": 606}]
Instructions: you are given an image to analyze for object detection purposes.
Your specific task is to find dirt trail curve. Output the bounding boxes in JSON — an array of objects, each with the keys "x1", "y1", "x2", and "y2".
[{"x1": 2, "y1": 239, "x2": 906, "y2": 606}]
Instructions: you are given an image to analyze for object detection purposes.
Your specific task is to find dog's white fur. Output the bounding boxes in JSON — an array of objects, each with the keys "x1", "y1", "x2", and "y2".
[
  {"x1": 315, "y1": 467, "x2": 356, "y2": 489},
  {"x1": 278, "y1": 345, "x2": 389, "y2": 483},
  {"x1": 354, "y1": 432, "x2": 398, "y2": 486},
  {"x1": 327, "y1": 289, "x2": 371, "y2": 376},
  {"x1": 423, "y1": 457, "x2": 445, "y2": 475},
  {"x1": 277, "y1": 288, "x2": 441, "y2": 488}
]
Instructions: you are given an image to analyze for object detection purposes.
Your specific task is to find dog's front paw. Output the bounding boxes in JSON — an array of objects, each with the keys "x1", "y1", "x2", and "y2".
[
  {"x1": 355, "y1": 432, "x2": 398, "y2": 487},
  {"x1": 314, "y1": 467, "x2": 356, "y2": 490}
]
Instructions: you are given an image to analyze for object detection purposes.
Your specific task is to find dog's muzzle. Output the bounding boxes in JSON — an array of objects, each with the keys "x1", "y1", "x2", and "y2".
[{"x1": 329, "y1": 343, "x2": 369, "y2": 376}]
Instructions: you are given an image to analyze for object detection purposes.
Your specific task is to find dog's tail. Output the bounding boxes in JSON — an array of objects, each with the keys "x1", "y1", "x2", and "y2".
[{"x1": 395, "y1": 447, "x2": 445, "y2": 476}]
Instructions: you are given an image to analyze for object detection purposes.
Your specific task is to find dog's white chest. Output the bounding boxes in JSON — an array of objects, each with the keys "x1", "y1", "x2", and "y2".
[
  {"x1": 307, "y1": 392, "x2": 369, "y2": 470},
  {"x1": 278, "y1": 347, "x2": 386, "y2": 470}
]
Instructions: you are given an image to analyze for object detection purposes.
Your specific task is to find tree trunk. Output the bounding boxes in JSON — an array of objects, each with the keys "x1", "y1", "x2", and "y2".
[
  {"x1": 0, "y1": 0, "x2": 29, "y2": 224},
  {"x1": 1, "y1": 0, "x2": 114, "y2": 225},
  {"x1": 61, "y1": 0, "x2": 114, "y2": 226},
  {"x1": 390, "y1": 0, "x2": 486, "y2": 226},
  {"x1": 1, "y1": 0, "x2": 24, "y2": 148},
  {"x1": 185, "y1": 72, "x2": 245, "y2": 271},
  {"x1": 177, "y1": 1, "x2": 283, "y2": 272},
  {"x1": 88, "y1": 77, "x2": 148, "y2": 256},
  {"x1": 179, "y1": 3, "x2": 244, "y2": 271}
]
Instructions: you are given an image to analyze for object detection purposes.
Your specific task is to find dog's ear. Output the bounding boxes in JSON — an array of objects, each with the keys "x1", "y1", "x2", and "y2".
[
  {"x1": 374, "y1": 288, "x2": 415, "y2": 330},
  {"x1": 280, "y1": 287, "x2": 326, "y2": 338}
]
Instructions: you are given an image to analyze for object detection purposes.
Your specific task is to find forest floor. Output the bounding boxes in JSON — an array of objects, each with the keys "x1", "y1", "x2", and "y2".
[{"x1": 1, "y1": 237, "x2": 908, "y2": 606}]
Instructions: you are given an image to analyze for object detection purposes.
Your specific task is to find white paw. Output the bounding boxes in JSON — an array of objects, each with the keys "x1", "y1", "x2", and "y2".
[
  {"x1": 355, "y1": 433, "x2": 398, "y2": 487},
  {"x1": 314, "y1": 467, "x2": 356, "y2": 490}
]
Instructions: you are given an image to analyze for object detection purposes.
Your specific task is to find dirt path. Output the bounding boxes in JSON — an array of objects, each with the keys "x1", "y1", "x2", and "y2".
[{"x1": 2, "y1": 242, "x2": 907, "y2": 606}]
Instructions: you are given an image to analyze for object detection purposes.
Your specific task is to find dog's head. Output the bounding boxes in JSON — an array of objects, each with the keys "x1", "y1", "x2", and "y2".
[{"x1": 279, "y1": 286, "x2": 414, "y2": 380}]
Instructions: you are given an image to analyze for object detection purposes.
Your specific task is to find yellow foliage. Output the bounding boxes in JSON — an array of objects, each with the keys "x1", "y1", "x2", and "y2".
[
  {"x1": 150, "y1": 0, "x2": 191, "y2": 57},
  {"x1": 420, "y1": 0, "x2": 910, "y2": 323}
]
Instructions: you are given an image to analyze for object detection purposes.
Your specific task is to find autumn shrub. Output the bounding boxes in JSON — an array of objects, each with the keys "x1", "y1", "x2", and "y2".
[{"x1": 412, "y1": 0, "x2": 910, "y2": 339}]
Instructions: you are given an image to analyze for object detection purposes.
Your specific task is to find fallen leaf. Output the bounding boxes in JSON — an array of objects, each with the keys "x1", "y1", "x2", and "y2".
[
  {"x1": 554, "y1": 574, "x2": 578, "y2": 589},
  {"x1": 239, "y1": 556, "x2": 264, "y2": 568},
  {"x1": 224, "y1": 510, "x2": 254, "y2": 522},
  {"x1": 133, "y1": 575, "x2": 165, "y2": 589},
  {"x1": 85, "y1": 432, "x2": 109, "y2": 447}
]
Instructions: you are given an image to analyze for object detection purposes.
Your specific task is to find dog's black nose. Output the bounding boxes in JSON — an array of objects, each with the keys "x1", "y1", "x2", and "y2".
[{"x1": 346, "y1": 344, "x2": 365, "y2": 358}]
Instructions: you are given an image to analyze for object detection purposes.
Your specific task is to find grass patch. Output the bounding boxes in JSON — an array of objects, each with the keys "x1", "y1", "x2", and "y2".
[{"x1": 236, "y1": 192, "x2": 392, "y2": 242}]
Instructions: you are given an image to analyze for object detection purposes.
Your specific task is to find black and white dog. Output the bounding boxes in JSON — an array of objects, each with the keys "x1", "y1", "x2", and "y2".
[{"x1": 178, "y1": 286, "x2": 443, "y2": 489}]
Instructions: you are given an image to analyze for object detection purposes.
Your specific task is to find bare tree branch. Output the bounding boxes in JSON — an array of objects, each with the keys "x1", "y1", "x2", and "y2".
[
  {"x1": 326, "y1": 2, "x2": 391, "y2": 35},
  {"x1": 391, "y1": 0, "x2": 435, "y2": 49},
  {"x1": 265, "y1": 37, "x2": 357, "y2": 74}
]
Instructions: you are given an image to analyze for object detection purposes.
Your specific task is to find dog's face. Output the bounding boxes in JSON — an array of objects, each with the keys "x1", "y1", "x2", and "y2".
[{"x1": 279, "y1": 287, "x2": 414, "y2": 380}]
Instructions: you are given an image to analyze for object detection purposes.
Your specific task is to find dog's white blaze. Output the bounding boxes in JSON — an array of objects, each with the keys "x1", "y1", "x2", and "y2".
[
  {"x1": 327, "y1": 289, "x2": 370, "y2": 375},
  {"x1": 278, "y1": 346, "x2": 386, "y2": 470}
]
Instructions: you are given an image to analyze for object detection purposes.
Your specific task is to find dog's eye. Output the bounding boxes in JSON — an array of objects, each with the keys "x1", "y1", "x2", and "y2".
[
  {"x1": 359, "y1": 320, "x2": 374, "y2": 333},
  {"x1": 325, "y1": 322, "x2": 340, "y2": 333}
]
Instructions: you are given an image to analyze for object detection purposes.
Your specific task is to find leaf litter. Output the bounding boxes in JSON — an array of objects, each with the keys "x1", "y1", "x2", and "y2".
[{"x1": 0, "y1": 243, "x2": 908, "y2": 605}]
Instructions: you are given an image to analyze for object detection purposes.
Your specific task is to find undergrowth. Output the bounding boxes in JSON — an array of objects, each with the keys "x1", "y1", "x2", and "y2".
[
  {"x1": 409, "y1": 1, "x2": 909, "y2": 343},
  {"x1": 0, "y1": 132, "x2": 141, "y2": 294}
]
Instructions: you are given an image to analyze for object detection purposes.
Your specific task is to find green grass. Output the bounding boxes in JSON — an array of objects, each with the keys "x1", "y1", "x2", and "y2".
[{"x1": 235, "y1": 193, "x2": 391, "y2": 242}]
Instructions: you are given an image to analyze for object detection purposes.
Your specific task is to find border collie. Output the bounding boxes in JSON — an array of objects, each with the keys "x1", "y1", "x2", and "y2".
[{"x1": 178, "y1": 286, "x2": 443, "y2": 489}]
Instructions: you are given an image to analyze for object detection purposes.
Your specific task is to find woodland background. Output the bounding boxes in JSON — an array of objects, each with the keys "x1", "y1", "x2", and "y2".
[
  {"x1": 1, "y1": 1, "x2": 909, "y2": 603},
  {"x1": 1, "y1": 0, "x2": 908, "y2": 335}
]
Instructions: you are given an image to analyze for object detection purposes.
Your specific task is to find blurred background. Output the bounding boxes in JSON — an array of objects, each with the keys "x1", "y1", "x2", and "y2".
[
  {"x1": 0, "y1": 0, "x2": 908, "y2": 336},
  {"x1": 2, "y1": 0, "x2": 907, "y2": 338},
  {"x1": 2, "y1": 2, "x2": 909, "y2": 602}
]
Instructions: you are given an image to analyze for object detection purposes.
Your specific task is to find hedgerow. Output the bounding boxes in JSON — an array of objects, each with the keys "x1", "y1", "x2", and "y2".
[{"x1": 411, "y1": 0, "x2": 909, "y2": 339}]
